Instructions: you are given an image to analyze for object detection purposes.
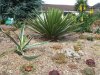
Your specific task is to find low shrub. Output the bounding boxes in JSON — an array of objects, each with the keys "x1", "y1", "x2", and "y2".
[{"x1": 76, "y1": 12, "x2": 97, "y2": 32}]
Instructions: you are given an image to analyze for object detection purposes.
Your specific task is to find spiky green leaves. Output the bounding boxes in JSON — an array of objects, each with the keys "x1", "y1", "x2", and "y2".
[{"x1": 28, "y1": 8, "x2": 80, "y2": 39}]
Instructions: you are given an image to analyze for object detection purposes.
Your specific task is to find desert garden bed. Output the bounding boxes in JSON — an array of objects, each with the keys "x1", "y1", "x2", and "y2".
[{"x1": 0, "y1": 30, "x2": 100, "y2": 75}]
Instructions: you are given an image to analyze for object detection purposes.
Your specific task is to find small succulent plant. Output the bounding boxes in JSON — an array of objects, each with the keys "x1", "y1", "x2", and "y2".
[
  {"x1": 50, "y1": 43, "x2": 63, "y2": 50},
  {"x1": 49, "y1": 70, "x2": 60, "y2": 75},
  {"x1": 86, "y1": 59, "x2": 95, "y2": 67},
  {"x1": 79, "y1": 34, "x2": 87, "y2": 39},
  {"x1": 20, "y1": 64, "x2": 35, "y2": 74},
  {"x1": 52, "y1": 53, "x2": 67, "y2": 64},
  {"x1": 68, "y1": 63, "x2": 78, "y2": 69},
  {"x1": 87, "y1": 36, "x2": 94, "y2": 41},
  {"x1": 74, "y1": 44, "x2": 82, "y2": 51},
  {"x1": 82, "y1": 68, "x2": 95, "y2": 75}
]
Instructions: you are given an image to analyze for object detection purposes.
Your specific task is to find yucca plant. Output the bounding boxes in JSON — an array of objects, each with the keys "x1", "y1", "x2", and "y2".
[
  {"x1": 28, "y1": 8, "x2": 80, "y2": 40},
  {"x1": 1, "y1": 24, "x2": 48, "y2": 55}
]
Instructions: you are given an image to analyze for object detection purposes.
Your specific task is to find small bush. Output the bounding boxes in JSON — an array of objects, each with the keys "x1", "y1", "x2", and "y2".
[{"x1": 76, "y1": 13, "x2": 97, "y2": 32}]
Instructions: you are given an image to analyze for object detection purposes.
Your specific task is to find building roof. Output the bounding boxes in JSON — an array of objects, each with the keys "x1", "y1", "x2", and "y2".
[
  {"x1": 42, "y1": 4, "x2": 75, "y2": 11},
  {"x1": 93, "y1": 3, "x2": 100, "y2": 9}
]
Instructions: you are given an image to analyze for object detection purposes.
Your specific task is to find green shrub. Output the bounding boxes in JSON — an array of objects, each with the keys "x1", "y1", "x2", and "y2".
[
  {"x1": 76, "y1": 13, "x2": 97, "y2": 32},
  {"x1": 0, "y1": 0, "x2": 43, "y2": 20},
  {"x1": 28, "y1": 8, "x2": 80, "y2": 40}
]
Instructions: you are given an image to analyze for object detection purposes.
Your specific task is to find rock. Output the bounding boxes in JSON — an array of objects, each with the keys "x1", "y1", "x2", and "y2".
[{"x1": 64, "y1": 48, "x2": 81, "y2": 59}]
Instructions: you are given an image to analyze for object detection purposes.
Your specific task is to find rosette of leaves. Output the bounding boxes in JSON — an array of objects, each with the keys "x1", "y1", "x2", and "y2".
[
  {"x1": 20, "y1": 64, "x2": 35, "y2": 75},
  {"x1": 49, "y1": 70, "x2": 60, "y2": 75},
  {"x1": 1, "y1": 24, "x2": 48, "y2": 58},
  {"x1": 86, "y1": 59, "x2": 95, "y2": 67},
  {"x1": 87, "y1": 36, "x2": 94, "y2": 41},
  {"x1": 28, "y1": 8, "x2": 80, "y2": 40},
  {"x1": 82, "y1": 68, "x2": 95, "y2": 75}
]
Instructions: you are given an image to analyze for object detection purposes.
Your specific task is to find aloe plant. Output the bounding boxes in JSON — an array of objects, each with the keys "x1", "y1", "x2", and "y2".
[
  {"x1": 1, "y1": 24, "x2": 48, "y2": 55},
  {"x1": 27, "y1": 8, "x2": 80, "y2": 40}
]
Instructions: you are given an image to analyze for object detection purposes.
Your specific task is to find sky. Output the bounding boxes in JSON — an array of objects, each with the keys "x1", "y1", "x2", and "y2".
[{"x1": 43, "y1": 0, "x2": 100, "y2": 6}]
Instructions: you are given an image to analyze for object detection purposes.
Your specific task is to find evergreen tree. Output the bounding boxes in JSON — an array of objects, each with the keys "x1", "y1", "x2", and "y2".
[{"x1": 0, "y1": 0, "x2": 43, "y2": 20}]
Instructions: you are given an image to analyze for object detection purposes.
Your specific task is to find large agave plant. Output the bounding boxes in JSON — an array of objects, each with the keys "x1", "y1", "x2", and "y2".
[{"x1": 28, "y1": 8, "x2": 80, "y2": 39}]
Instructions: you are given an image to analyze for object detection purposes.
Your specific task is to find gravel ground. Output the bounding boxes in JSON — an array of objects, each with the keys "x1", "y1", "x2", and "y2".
[{"x1": 0, "y1": 31, "x2": 100, "y2": 75}]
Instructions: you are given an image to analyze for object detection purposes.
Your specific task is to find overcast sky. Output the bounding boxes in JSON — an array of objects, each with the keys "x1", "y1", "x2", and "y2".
[{"x1": 43, "y1": 0, "x2": 100, "y2": 6}]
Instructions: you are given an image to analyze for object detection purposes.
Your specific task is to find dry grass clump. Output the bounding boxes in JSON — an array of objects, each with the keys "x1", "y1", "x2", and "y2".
[
  {"x1": 50, "y1": 43, "x2": 63, "y2": 50},
  {"x1": 74, "y1": 43, "x2": 82, "y2": 51},
  {"x1": 52, "y1": 53, "x2": 67, "y2": 64}
]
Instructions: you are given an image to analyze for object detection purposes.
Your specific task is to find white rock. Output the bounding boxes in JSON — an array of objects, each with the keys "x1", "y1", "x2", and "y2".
[{"x1": 64, "y1": 48, "x2": 81, "y2": 59}]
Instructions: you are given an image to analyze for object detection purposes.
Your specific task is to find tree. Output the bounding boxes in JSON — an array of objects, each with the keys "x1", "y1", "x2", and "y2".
[{"x1": 0, "y1": 0, "x2": 43, "y2": 20}]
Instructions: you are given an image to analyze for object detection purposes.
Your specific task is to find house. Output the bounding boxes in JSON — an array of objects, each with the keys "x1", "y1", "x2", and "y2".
[
  {"x1": 42, "y1": 4, "x2": 79, "y2": 15},
  {"x1": 93, "y1": 3, "x2": 100, "y2": 9},
  {"x1": 93, "y1": 3, "x2": 100, "y2": 11},
  {"x1": 43, "y1": 4, "x2": 74, "y2": 11}
]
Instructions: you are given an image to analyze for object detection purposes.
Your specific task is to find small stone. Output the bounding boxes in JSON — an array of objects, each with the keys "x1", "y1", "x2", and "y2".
[{"x1": 64, "y1": 48, "x2": 81, "y2": 59}]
